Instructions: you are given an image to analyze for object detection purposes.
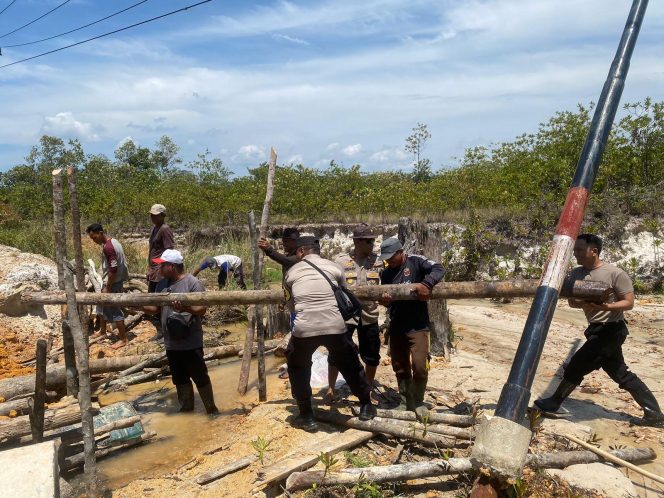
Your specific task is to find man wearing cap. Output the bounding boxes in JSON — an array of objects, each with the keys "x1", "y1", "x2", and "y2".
[
  {"x1": 284, "y1": 236, "x2": 376, "y2": 431},
  {"x1": 86, "y1": 223, "x2": 130, "y2": 349},
  {"x1": 136, "y1": 249, "x2": 219, "y2": 415},
  {"x1": 326, "y1": 224, "x2": 383, "y2": 404},
  {"x1": 258, "y1": 227, "x2": 300, "y2": 271},
  {"x1": 192, "y1": 254, "x2": 247, "y2": 290},
  {"x1": 147, "y1": 203, "x2": 175, "y2": 342},
  {"x1": 379, "y1": 237, "x2": 445, "y2": 419}
]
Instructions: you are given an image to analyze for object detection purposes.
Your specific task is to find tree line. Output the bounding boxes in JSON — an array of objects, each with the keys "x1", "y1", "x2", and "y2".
[{"x1": 1, "y1": 99, "x2": 662, "y2": 258}]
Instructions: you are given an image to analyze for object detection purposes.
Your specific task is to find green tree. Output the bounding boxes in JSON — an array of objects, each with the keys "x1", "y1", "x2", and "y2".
[{"x1": 405, "y1": 122, "x2": 432, "y2": 182}]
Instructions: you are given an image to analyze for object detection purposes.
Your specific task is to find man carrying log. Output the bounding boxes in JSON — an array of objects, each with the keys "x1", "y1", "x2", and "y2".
[
  {"x1": 147, "y1": 203, "x2": 175, "y2": 342},
  {"x1": 258, "y1": 227, "x2": 300, "y2": 270},
  {"x1": 284, "y1": 236, "x2": 376, "y2": 431},
  {"x1": 535, "y1": 234, "x2": 664, "y2": 427},
  {"x1": 379, "y1": 237, "x2": 445, "y2": 420},
  {"x1": 86, "y1": 223, "x2": 130, "y2": 349},
  {"x1": 136, "y1": 249, "x2": 219, "y2": 415},
  {"x1": 327, "y1": 224, "x2": 383, "y2": 404},
  {"x1": 192, "y1": 254, "x2": 247, "y2": 290}
]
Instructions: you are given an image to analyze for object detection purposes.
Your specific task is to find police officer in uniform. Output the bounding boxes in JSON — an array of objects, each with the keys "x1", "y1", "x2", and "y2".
[{"x1": 327, "y1": 224, "x2": 384, "y2": 403}]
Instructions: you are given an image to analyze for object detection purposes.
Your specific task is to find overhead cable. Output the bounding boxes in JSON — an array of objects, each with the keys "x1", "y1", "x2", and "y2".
[
  {"x1": 0, "y1": 0, "x2": 213, "y2": 69},
  {"x1": 0, "y1": 0, "x2": 72, "y2": 39},
  {"x1": 0, "y1": 0, "x2": 18, "y2": 17},
  {"x1": 3, "y1": 0, "x2": 149, "y2": 48}
]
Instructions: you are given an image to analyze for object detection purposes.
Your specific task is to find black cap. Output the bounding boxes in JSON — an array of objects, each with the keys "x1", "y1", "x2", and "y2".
[
  {"x1": 352, "y1": 224, "x2": 374, "y2": 239},
  {"x1": 296, "y1": 235, "x2": 318, "y2": 248}
]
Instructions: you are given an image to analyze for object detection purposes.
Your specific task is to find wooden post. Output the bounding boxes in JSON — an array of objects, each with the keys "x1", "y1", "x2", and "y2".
[
  {"x1": 67, "y1": 166, "x2": 91, "y2": 336},
  {"x1": 30, "y1": 339, "x2": 47, "y2": 442},
  {"x1": 238, "y1": 148, "x2": 277, "y2": 400},
  {"x1": 52, "y1": 168, "x2": 79, "y2": 396},
  {"x1": 52, "y1": 168, "x2": 97, "y2": 496}
]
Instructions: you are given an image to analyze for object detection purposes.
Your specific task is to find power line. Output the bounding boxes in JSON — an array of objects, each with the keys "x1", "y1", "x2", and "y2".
[
  {"x1": 0, "y1": 0, "x2": 18, "y2": 17},
  {"x1": 0, "y1": 0, "x2": 213, "y2": 69},
  {"x1": 3, "y1": 0, "x2": 150, "y2": 49},
  {"x1": 0, "y1": 0, "x2": 71, "y2": 39}
]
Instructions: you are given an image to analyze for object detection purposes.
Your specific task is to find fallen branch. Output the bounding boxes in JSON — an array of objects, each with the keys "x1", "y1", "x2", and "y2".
[
  {"x1": 285, "y1": 447, "x2": 657, "y2": 491},
  {"x1": 0, "y1": 403, "x2": 89, "y2": 443},
  {"x1": 0, "y1": 398, "x2": 31, "y2": 417},
  {"x1": 62, "y1": 431, "x2": 156, "y2": 471},
  {"x1": 350, "y1": 408, "x2": 473, "y2": 439},
  {"x1": 371, "y1": 408, "x2": 475, "y2": 427},
  {"x1": 562, "y1": 433, "x2": 664, "y2": 485},
  {"x1": 314, "y1": 411, "x2": 455, "y2": 447},
  {"x1": 196, "y1": 455, "x2": 257, "y2": 485}
]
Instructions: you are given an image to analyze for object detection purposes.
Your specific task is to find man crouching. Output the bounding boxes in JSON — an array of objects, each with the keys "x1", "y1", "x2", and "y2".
[{"x1": 284, "y1": 236, "x2": 376, "y2": 431}]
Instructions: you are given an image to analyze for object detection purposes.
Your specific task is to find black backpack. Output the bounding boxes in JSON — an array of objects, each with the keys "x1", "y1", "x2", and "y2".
[{"x1": 302, "y1": 259, "x2": 363, "y2": 321}]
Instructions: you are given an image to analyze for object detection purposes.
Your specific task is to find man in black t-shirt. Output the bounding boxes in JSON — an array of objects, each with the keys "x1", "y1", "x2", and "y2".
[{"x1": 379, "y1": 238, "x2": 445, "y2": 419}]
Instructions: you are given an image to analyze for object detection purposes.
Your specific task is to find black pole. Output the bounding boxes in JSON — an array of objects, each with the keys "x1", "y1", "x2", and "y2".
[{"x1": 494, "y1": 0, "x2": 649, "y2": 422}]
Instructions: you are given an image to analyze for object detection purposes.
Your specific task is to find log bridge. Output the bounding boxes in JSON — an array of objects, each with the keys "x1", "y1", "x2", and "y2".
[{"x1": 22, "y1": 279, "x2": 609, "y2": 307}]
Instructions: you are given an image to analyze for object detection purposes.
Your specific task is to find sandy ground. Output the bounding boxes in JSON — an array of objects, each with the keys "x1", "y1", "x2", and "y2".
[{"x1": 102, "y1": 296, "x2": 664, "y2": 498}]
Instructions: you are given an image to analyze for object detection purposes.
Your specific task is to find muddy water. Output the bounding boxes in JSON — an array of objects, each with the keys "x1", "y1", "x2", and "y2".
[{"x1": 94, "y1": 354, "x2": 281, "y2": 490}]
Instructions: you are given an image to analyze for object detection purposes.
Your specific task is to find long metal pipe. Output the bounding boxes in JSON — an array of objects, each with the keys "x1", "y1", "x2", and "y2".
[{"x1": 494, "y1": 0, "x2": 650, "y2": 421}]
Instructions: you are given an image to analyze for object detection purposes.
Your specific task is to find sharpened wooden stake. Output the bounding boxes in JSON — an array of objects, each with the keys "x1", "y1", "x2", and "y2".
[{"x1": 30, "y1": 339, "x2": 47, "y2": 442}]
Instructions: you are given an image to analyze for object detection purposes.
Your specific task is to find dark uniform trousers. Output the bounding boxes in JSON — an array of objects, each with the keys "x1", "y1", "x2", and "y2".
[
  {"x1": 390, "y1": 329, "x2": 430, "y2": 382},
  {"x1": 166, "y1": 348, "x2": 212, "y2": 388},
  {"x1": 286, "y1": 333, "x2": 371, "y2": 404},
  {"x1": 563, "y1": 320, "x2": 648, "y2": 393},
  {"x1": 328, "y1": 321, "x2": 382, "y2": 368},
  {"x1": 218, "y1": 264, "x2": 247, "y2": 290}
]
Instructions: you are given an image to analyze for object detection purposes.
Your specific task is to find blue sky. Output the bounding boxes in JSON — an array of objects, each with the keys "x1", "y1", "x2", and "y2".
[{"x1": 1, "y1": 0, "x2": 663, "y2": 175}]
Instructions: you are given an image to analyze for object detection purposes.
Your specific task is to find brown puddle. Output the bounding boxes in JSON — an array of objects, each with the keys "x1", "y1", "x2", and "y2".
[{"x1": 88, "y1": 354, "x2": 281, "y2": 491}]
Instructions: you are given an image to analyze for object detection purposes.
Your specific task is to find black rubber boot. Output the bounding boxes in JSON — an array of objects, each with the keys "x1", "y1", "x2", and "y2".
[
  {"x1": 534, "y1": 379, "x2": 577, "y2": 413},
  {"x1": 176, "y1": 382, "x2": 195, "y2": 412},
  {"x1": 395, "y1": 378, "x2": 413, "y2": 411},
  {"x1": 359, "y1": 402, "x2": 376, "y2": 421},
  {"x1": 293, "y1": 400, "x2": 318, "y2": 432},
  {"x1": 198, "y1": 382, "x2": 220, "y2": 416},
  {"x1": 627, "y1": 386, "x2": 664, "y2": 427},
  {"x1": 412, "y1": 378, "x2": 430, "y2": 421}
]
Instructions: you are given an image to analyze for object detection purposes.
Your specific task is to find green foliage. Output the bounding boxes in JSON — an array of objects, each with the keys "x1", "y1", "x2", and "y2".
[
  {"x1": 352, "y1": 477, "x2": 383, "y2": 498},
  {"x1": 317, "y1": 451, "x2": 339, "y2": 480},
  {"x1": 2, "y1": 99, "x2": 664, "y2": 269},
  {"x1": 343, "y1": 451, "x2": 373, "y2": 468},
  {"x1": 506, "y1": 478, "x2": 528, "y2": 498},
  {"x1": 250, "y1": 436, "x2": 271, "y2": 465}
]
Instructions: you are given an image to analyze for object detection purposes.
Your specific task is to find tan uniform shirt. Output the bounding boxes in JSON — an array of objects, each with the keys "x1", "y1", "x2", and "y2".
[
  {"x1": 284, "y1": 254, "x2": 347, "y2": 338},
  {"x1": 335, "y1": 252, "x2": 382, "y2": 325},
  {"x1": 568, "y1": 262, "x2": 634, "y2": 323}
]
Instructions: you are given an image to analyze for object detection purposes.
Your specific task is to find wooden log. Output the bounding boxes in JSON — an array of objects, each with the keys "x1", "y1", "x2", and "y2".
[
  {"x1": 117, "y1": 353, "x2": 167, "y2": 378},
  {"x1": 527, "y1": 447, "x2": 656, "y2": 469},
  {"x1": 30, "y1": 339, "x2": 48, "y2": 442},
  {"x1": 314, "y1": 411, "x2": 455, "y2": 447},
  {"x1": 0, "y1": 398, "x2": 31, "y2": 417},
  {"x1": 285, "y1": 447, "x2": 657, "y2": 491},
  {"x1": 61, "y1": 415, "x2": 142, "y2": 444},
  {"x1": 349, "y1": 411, "x2": 473, "y2": 440},
  {"x1": 371, "y1": 408, "x2": 475, "y2": 427},
  {"x1": 563, "y1": 433, "x2": 664, "y2": 485},
  {"x1": 62, "y1": 431, "x2": 156, "y2": 471},
  {"x1": 106, "y1": 365, "x2": 169, "y2": 388},
  {"x1": 256, "y1": 428, "x2": 373, "y2": 485},
  {"x1": 23, "y1": 279, "x2": 611, "y2": 307},
  {"x1": 196, "y1": 455, "x2": 257, "y2": 485},
  {"x1": 54, "y1": 168, "x2": 97, "y2": 494},
  {"x1": 0, "y1": 403, "x2": 84, "y2": 442}
]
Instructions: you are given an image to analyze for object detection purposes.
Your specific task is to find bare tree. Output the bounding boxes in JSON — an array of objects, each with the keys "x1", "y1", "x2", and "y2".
[{"x1": 405, "y1": 123, "x2": 432, "y2": 182}]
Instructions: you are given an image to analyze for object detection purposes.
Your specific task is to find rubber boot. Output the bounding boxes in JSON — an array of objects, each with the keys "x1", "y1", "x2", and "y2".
[
  {"x1": 412, "y1": 378, "x2": 429, "y2": 421},
  {"x1": 626, "y1": 386, "x2": 664, "y2": 427},
  {"x1": 293, "y1": 400, "x2": 318, "y2": 432},
  {"x1": 395, "y1": 378, "x2": 413, "y2": 411},
  {"x1": 534, "y1": 379, "x2": 577, "y2": 413},
  {"x1": 198, "y1": 382, "x2": 220, "y2": 416},
  {"x1": 176, "y1": 382, "x2": 195, "y2": 412}
]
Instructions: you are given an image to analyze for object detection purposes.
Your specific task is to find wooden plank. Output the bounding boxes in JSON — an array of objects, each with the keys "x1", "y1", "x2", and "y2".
[
  {"x1": 196, "y1": 455, "x2": 257, "y2": 485},
  {"x1": 256, "y1": 428, "x2": 373, "y2": 486}
]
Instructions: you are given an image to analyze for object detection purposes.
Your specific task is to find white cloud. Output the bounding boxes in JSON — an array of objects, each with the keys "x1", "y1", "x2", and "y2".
[
  {"x1": 370, "y1": 149, "x2": 391, "y2": 163},
  {"x1": 272, "y1": 34, "x2": 310, "y2": 46},
  {"x1": 41, "y1": 112, "x2": 101, "y2": 141},
  {"x1": 116, "y1": 136, "x2": 136, "y2": 149},
  {"x1": 326, "y1": 142, "x2": 339, "y2": 151},
  {"x1": 341, "y1": 144, "x2": 362, "y2": 156},
  {"x1": 287, "y1": 154, "x2": 304, "y2": 164},
  {"x1": 237, "y1": 144, "x2": 266, "y2": 160}
]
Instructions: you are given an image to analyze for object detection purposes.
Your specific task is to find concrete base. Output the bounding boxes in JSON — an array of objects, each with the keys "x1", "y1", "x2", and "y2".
[
  {"x1": 0, "y1": 439, "x2": 60, "y2": 497},
  {"x1": 470, "y1": 416, "x2": 532, "y2": 478},
  {"x1": 546, "y1": 463, "x2": 638, "y2": 498}
]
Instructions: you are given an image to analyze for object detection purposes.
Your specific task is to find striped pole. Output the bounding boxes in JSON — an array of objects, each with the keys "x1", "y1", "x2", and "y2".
[{"x1": 493, "y1": 0, "x2": 649, "y2": 422}]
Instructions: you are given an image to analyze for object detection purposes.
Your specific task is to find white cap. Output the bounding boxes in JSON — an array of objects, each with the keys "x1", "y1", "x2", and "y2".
[
  {"x1": 149, "y1": 203, "x2": 166, "y2": 215},
  {"x1": 152, "y1": 249, "x2": 183, "y2": 265}
]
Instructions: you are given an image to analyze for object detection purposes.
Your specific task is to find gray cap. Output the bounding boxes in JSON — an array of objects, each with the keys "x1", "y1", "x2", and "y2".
[
  {"x1": 379, "y1": 237, "x2": 403, "y2": 260},
  {"x1": 149, "y1": 203, "x2": 166, "y2": 215}
]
